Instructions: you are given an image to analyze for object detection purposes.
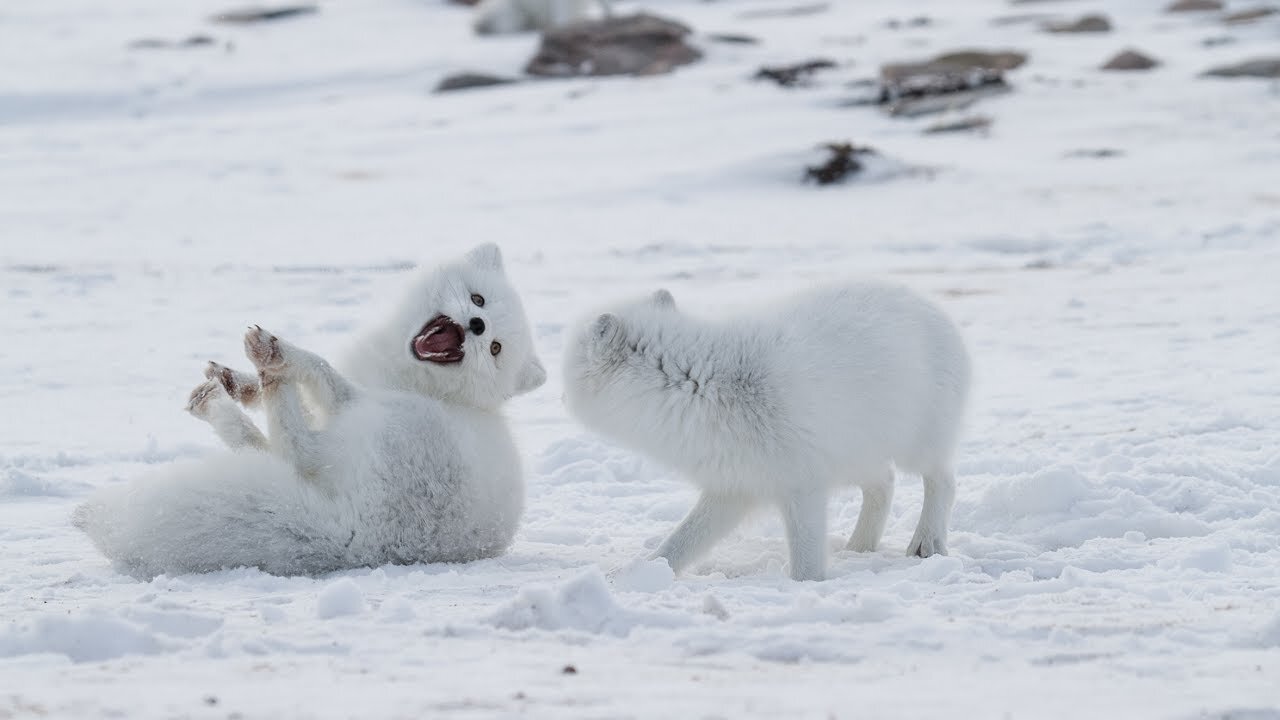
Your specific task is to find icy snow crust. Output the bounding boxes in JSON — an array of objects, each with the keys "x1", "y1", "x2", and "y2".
[{"x1": 2, "y1": 0, "x2": 1279, "y2": 717}]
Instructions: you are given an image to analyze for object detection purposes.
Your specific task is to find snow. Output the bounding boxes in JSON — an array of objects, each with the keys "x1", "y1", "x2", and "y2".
[
  {"x1": 315, "y1": 578, "x2": 366, "y2": 619},
  {"x1": 2, "y1": 0, "x2": 1280, "y2": 717}
]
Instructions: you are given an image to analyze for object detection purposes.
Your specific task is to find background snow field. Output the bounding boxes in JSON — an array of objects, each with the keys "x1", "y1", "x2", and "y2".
[{"x1": 2, "y1": 0, "x2": 1279, "y2": 717}]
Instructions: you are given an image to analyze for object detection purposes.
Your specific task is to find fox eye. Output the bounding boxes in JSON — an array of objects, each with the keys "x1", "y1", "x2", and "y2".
[
  {"x1": 471, "y1": 293, "x2": 485, "y2": 308},
  {"x1": 490, "y1": 341, "x2": 502, "y2": 356}
]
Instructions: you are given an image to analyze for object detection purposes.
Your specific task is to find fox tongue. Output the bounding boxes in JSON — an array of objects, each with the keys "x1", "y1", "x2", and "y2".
[
  {"x1": 414, "y1": 330, "x2": 457, "y2": 357},
  {"x1": 412, "y1": 315, "x2": 465, "y2": 363}
]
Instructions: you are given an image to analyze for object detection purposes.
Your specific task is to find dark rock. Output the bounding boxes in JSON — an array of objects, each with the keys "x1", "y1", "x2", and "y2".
[
  {"x1": 1101, "y1": 49, "x2": 1160, "y2": 71},
  {"x1": 754, "y1": 59, "x2": 838, "y2": 87},
  {"x1": 878, "y1": 50, "x2": 1025, "y2": 117},
  {"x1": 1202, "y1": 57, "x2": 1280, "y2": 78},
  {"x1": 924, "y1": 115, "x2": 992, "y2": 134},
  {"x1": 1065, "y1": 148, "x2": 1124, "y2": 158},
  {"x1": 706, "y1": 33, "x2": 760, "y2": 45},
  {"x1": 885, "y1": 16, "x2": 931, "y2": 30},
  {"x1": 1223, "y1": 6, "x2": 1278, "y2": 24},
  {"x1": 561, "y1": 665, "x2": 578, "y2": 675},
  {"x1": 1043, "y1": 14, "x2": 1112, "y2": 33},
  {"x1": 990, "y1": 13, "x2": 1056, "y2": 26},
  {"x1": 804, "y1": 142, "x2": 875, "y2": 185},
  {"x1": 435, "y1": 73, "x2": 519, "y2": 93},
  {"x1": 1201, "y1": 35, "x2": 1237, "y2": 47},
  {"x1": 129, "y1": 35, "x2": 218, "y2": 50},
  {"x1": 525, "y1": 14, "x2": 701, "y2": 78},
  {"x1": 881, "y1": 51, "x2": 1027, "y2": 83},
  {"x1": 1166, "y1": 0, "x2": 1224, "y2": 11},
  {"x1": 737, "y1": 3, "x2": 829, "y2": 20},
  {"x1": 211, "y1": 5, "x2": 317, "y2": 24}
]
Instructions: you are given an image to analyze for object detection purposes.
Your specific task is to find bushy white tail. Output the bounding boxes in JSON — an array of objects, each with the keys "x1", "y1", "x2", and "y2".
[{"x1": 74, "y1": 452, "x2": 357, "y2": 579}]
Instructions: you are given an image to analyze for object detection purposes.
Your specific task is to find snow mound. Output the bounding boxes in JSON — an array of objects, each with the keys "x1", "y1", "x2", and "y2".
[
  {"x1": 316, "y1": 578, "x2": 366, "y2": 619},
  {"x1": 488, "y1": 567, "x2": 689, "y2": 637},
  {"x1": 0, "y1": 612, "x2": 170, "y2": 663},
  {"x1": 1, "y1": 468, "x2": 83, "y2": 497},
  {"x1": 611, "y1": 558, "x2": 675, "y2": 593},
  {"x1": 1251, "y1": 614, "x2": 1280, "y2": 648},
  {"x1": 980, "y1": 467, "x2": 1092, "y2": 518}
]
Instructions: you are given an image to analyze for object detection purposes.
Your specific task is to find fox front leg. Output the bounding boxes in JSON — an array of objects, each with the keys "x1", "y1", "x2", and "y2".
[
  {"x1": 186, "y1": 377, "x2": 268, "y2": 451},
  {"x1": 243, "y1": 326, "x2": 343, "y2": 478},
  {"x1": 651, "y1": 491, "x2": 752, "y2": 575}
]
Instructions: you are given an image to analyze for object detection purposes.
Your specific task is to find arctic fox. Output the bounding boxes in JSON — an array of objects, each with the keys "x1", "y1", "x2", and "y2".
[
  {"x1": 74, "y1": 244, "x2": 547, "y2": 579},
  {"x1": 472, "y1": 0, "x2": 611, "y2": 36},
  {"x1": 562, "y1": 283, "x2": 970, "y2": 581}
]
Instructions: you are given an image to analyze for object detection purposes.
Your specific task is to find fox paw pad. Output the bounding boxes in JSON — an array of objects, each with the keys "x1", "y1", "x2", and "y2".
[
  {"x1": 186, "y1": 378, "x2": 228, "y2": 417},
  {"x1": 244, "y1": 326, "x2": 285, "y2": 374}
]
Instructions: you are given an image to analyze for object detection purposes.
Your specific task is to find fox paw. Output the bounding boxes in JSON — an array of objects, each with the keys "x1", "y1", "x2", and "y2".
[
  {"x1": 186, "y1": 377, "x2": 229, "y2": 418},
  {"x1": 906, "y1": 529, "x2": 948, "y2": 558},
  {"x1": 244, "y1": 326, "x2": 286, "y2": 376},
  {"x1": 204, "y1": 361, "x2": 260, "y2": 406}
]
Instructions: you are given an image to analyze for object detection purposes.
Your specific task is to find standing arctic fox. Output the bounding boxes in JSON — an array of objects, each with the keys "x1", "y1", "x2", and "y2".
[
  {"x1": 562, "y1": 283, "x2": 970, "y2": 581},
  {"x1": 74, "y1": 244, "x2": 546, "y2": 579}
]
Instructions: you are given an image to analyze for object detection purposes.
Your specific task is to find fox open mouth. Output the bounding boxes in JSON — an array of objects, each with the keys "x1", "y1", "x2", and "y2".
[{"x1": 412, "y1": 315, "x2": 465, "y2": 364}]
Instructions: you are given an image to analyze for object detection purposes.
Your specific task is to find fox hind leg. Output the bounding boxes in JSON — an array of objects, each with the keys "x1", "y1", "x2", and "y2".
[{"x1": 907, "y1": 467, "x2": 955, "y2": 557}]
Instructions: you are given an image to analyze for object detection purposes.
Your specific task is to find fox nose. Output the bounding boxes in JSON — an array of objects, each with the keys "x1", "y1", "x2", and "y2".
[{"x1": 468, "y1": 317, "x2": 486, "y2": 335}]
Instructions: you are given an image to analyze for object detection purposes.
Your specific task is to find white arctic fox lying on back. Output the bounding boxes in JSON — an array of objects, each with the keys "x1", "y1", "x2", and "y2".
[
  {"x1": 562, "y1": 283, "x2": 970, "y2": 581},
  {"x1": 75, "y1": 244, "x2": 546, "y2": 579}
]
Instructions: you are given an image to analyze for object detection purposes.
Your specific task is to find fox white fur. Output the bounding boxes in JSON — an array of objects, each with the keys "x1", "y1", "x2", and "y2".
[
  {"x1": 472, "y1": 0, "x2": 610, "y2": 35},
  {"x1": 562, "y1": 283, "x2": 970, "y2": 581},
  {"x1": 74, "y1": 244, "x2": 546, "y2": 579}
]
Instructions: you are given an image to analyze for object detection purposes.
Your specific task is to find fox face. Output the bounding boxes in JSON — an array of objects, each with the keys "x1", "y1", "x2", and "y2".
[{"x1": 389, "y1": 243, "x2": 546, "y2": 410}]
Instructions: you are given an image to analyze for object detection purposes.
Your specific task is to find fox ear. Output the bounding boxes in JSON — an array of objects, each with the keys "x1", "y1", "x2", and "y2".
[
  {"x1": 515, "y1": 357, "x2": 546, "y2": 394},
  {"x1": 593, "y1": 313, "x2": 622, "y2": 345},
  {"x1": 466, "y1": 243, "x2": 504, "y2": 272},
  {"x1": 651, "y1": 289, "x2": 675, "y2": 309}
]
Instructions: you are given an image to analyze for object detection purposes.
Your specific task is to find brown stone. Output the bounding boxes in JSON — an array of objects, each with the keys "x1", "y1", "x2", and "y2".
[
  {"x1": 881, "y1": 50, "x2": 1027, "y2": 83},
  {"x1": 923, "y1": 115, "x2": 992, "y2": 134},
  {"x1": 878, "y1": 50, "x2": 1025, "y2": 117},
  {"x1": 1043, "y1": 14, "x2": 1113, "y2": 33},
  {"x1": 755, "y1": 59, "x2": 838, "y2": 87},
  {"x1": 525, "y1": 13, "x2": 702, "y2": 78},
  {"x1": 210, "y1": 5, "x2": 316, "y2": 24},
  {"x1": 1166, "y1": 0, "x2": 1224, "y2": 11},
  {"x1": 1223, "y1": 6, "x2": 1278, "y2": 24},
  {"x1": 1101, "y1": 49, "x2": 1160, "y2": 71},
  {"x1": 804, "y1": 143, "x2": 876, "y2": 185},
  {"x1": 1202, "y1": 57, "x2": 1280, "y2": 78},
  {"x1": 130, "y1": 35, "x2": 218, "y2": 50},
  {"x1": 706, "y1": 33, "x2": 760, "y2": 45},
  {"x1": 435, "y1": 73, "x2": 519, "y2": 93}
]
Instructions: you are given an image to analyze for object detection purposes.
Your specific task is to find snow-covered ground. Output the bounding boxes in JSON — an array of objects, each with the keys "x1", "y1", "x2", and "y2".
[{"x1": 3, "y1": 0, "x2": 1279, "y2": 716}]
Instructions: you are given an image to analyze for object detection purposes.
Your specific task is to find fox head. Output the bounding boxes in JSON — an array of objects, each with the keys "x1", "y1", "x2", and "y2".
[
  {"x1": 360, "y1": 243, "x2": 545, "y2": 410},
  {"x1": 561, "y1": 288, "x2": 686, "y2": 434}
]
